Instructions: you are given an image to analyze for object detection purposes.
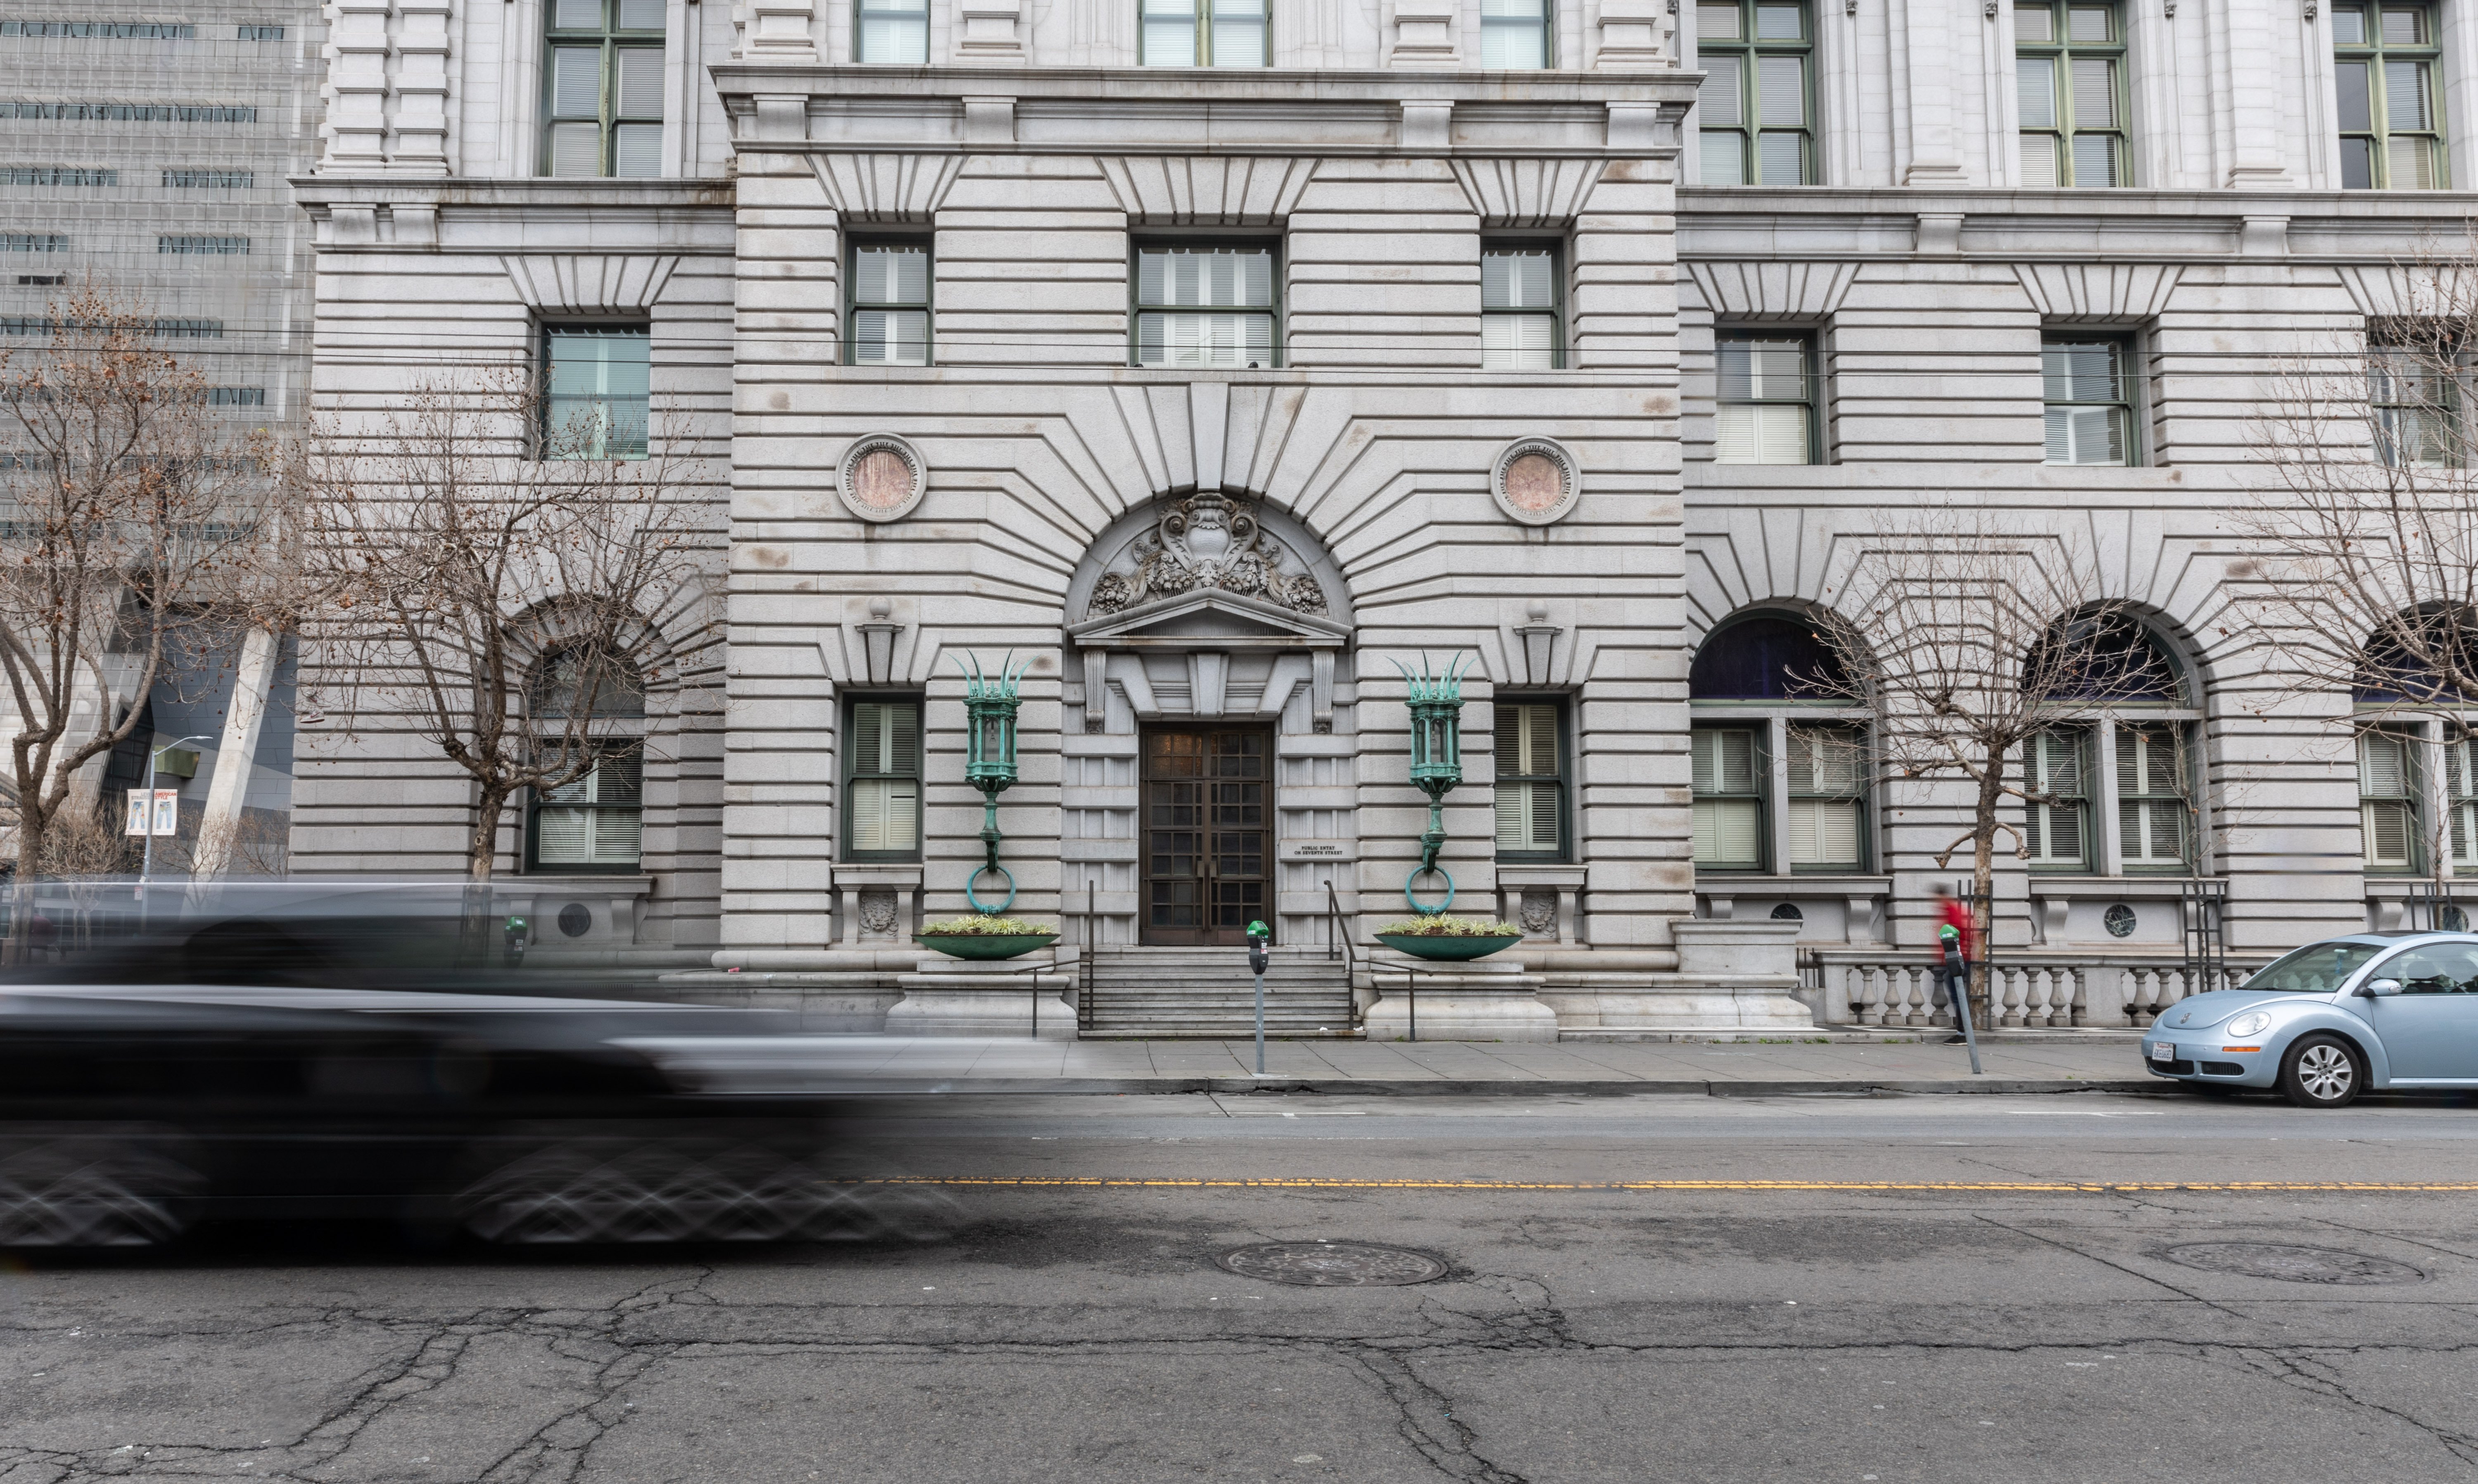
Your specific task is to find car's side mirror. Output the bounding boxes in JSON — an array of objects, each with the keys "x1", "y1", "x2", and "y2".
[{"x1": 2362, "y1": 977, "x2": 2405, "y2": 997}]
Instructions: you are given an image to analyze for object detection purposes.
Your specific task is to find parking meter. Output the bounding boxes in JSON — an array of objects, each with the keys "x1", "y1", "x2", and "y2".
[
  {"x1": 504, "y1": 914, "x2": 529, "y2": 966},
  {"x1": 1939, "y1": 924, "x2": 1983, "y2": 1076},
  {"x1": 1248, "y1": 920, "x2": 1271, "y2": 1075}
]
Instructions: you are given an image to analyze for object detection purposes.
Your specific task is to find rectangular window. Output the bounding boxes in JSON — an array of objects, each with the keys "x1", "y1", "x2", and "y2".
[
  {"x1": 542, "y1": 324, "x2": 650, "y2": 459},
  {"x1": 204, "y1": 387, "x2": 265, "y2": 405},
  {"x1": 1714, "y1": 333, "x2": 1815, "y2": 463},
  {"x1": 158, "y1": 235, "x2": 246, "y2": 254},
  {"x1": 1786, "y1": 724, "x2": 1865, "y2": 870},
  {"x1": 3, "y1": 167, "x2": 115, "y2": 185},
  {"x1": 1, "y1": 19, "x2": 195, "y2": 36},
  {"x1": 1495, "y1": 700, "x2": 1567, "y2": 860},
  {"x1": 1480, "y1": 0, "x2": 1552, "y2": 67},
  {"x1": 532, "y1": 744, "x2": 643, "y2": 869},
  {"x1": 2334, "y1": 2, "x2": 2443, "y2": 190},
  {"x1": 1481, "y1": 244, "x2": 1561, "y2": 371},
  {"x1": 2042, "y1": 336, "x2": 2132, "y2": 465},
  {"x1": 2360, "y1": 729, "x2": 2419, "y2": 870},
  {"x1": 2447, "y1": 729, "x2": 2478, "y2": 867},
  {"x1": 2115, "y1": 723, "x2": 2188, "y2": 870},
  {"x1": 2370, "y1": 338, "x2": 2464, "y2": 467},
  {"x1": 856, "y1": 0, "x2": 928, "y2": 62},
  {"x1": 545, "y1": 0, "x2": 666, "y2": 179},
  {"x1": 1134, "y1": 243, "x2": 1277, "y2": 368},
  {"x1": 3, "y1": 103, "x2": 255, "y2": 121},
  {"x1": 1, "y1": 235, "x2": 67, "y2": 252},
  {"x1": 2015, "y1": 0, "x2": 2126, "y2": 187},
  {"x1": 1139, "y1": 0, "x2": 1268, "y2": 66},
  {"x1": 163, "y1": 169, "x2": 252, "y2": 188},
  {"x1": 846, "y1": 698, "x2": 922, "y2": 859},
  {"x1": 850, "y1": 241, "x2": 930, "y2": 366},
  {"x1": 1692, "y1": 725, "x2": 1765, "y2": 869},
  {"x1": 1696, "y1": 0, "x2": 1811, "y2": 185},
  {"x1": 238, "y1": 24, "x2": 285, "y2": 40},
  {"x1": 2023, "y1": 729, "x2": 2089, "y2": 869}
]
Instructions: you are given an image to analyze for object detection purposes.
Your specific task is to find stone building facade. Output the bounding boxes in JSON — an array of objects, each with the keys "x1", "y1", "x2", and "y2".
[{"x1": 294, "y1": 0, "x2": 2474, "y2": 1031}]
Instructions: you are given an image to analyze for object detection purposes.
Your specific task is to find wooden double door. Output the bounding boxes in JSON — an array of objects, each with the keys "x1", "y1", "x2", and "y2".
[{"x1": 1142, "y1": 727, "x2": 1270, "y2": 946}]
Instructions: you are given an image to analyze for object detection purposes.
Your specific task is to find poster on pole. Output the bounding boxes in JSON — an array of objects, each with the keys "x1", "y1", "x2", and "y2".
[{"x1": 124, "y1": 789, "x2": 180, "y2": 837}]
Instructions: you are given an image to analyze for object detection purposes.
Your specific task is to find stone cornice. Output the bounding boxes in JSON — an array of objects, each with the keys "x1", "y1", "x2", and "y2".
[{"x1": 707, "y1": 63, "x2": 1702, "y2": 107}]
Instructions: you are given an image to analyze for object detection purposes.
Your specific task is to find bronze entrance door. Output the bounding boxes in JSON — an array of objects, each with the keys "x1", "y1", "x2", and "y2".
[{"x1": 1142, "y1": 727, "x2": 1271, "y2": 946}]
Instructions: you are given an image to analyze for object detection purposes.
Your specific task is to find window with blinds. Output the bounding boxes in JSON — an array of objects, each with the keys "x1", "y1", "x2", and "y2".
[
  {"x1": 1786, "y1": 724, "x2": 1864, "y2": 870},
  {"x1": 856, "y1": 0, "x2": 928, "y2": 62},
  {"x1": 1495, "y1": 701, "x2": 1567, "y2": 860},
  {"x1": 541, "y1": 325, "x2": 650, "y2": 460},
  {"x1": 1134, "y1": 245, "x2": 1277, "y2": 368},
  {"x1": 2447, "y1": 729, "x2": 2478, "y2": 867},
  {"x1": 1715, "y1": 334, "x2": 1815, "y2": 464},
  {"x1": 1481, "y1": 245, "x2": 1561, "y2": 371},
  {"x1": 2042, "y1": 337, "x2": 2132, "y2": 465},
  {"x1": 2371, "y1": 342, "x2": 2463, "y2": 468},
  {"x1": 1695, "y1": 0, "x2": 1811, "y2": 185},
  {"x1": 2333, "y1": 2, "x2": 2443, "y2": 190},
  {"x1": 544, "y1": 0, "x2": 665, "y2": 179},
  {"x1": 1139, "y1": 0, "x2": 1268, "y2": 65},
  {"x1": 1692, "y1": 726, "x2": 1765, "y2": 869},
  {"x1": 2116, "y1": 723, "x2": 2187, "y2": 870},
  {"x1": 1480, "y1": 0, "x2": 1552, "y2": 67},
  {"x1": 2015, "y1": 0, "x2": 2125, "y2": 188},
  {"x1": 847, "y1": 698, "x2": 922, "y2": 858},
  {"x1": 2023, "y1": 729, "x2": 2089, "y2": 869},
  {"x1": 850, "y1": 242, "x2": 930, "y2": 366},
  {"x1": 2359, "y1": 729, "x2": 2419, "y2": 870},
  {"x1": 531, "y1": 745, "x2": 644, "y2": 869}
]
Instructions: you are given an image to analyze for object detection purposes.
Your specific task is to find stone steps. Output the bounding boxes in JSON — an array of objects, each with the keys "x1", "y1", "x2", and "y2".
[{"x1": 1077, "y1": 947, "x2": 1358, "y2": 1038}]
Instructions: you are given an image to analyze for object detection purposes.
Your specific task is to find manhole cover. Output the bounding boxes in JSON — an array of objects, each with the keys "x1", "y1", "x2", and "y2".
[
  {"x1": 1213, "y1": 1242, "x2": 1449, "y2": 1287},
  {"x1": 2160, "y1": 1242, "x2": 2424, "y2": 1285}
]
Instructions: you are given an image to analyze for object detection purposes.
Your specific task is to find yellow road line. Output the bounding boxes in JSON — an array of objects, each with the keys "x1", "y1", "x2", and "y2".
[{"x1": 845, "y1": 1177, "x2": 2478, "y2": 1193}]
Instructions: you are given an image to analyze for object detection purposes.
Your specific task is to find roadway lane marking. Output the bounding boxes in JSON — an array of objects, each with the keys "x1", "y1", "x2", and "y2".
[{"x1": 843, "y1": 1178, "x2": 2478, "y2": 1193}]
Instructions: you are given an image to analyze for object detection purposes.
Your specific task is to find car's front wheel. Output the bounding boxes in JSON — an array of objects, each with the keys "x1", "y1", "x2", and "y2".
[{"x1": 2278, "y1": 1034, "x2": 2364, "y2": 1109}]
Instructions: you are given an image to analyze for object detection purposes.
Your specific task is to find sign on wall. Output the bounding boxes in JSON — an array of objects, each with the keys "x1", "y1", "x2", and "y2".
[{"x1": 123, "y1": 789, "x2": 180, "y2": 837}]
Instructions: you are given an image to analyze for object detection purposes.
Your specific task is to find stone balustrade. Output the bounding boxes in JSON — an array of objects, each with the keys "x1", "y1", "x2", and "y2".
[{"x1": 1805, "y1": 952, "x2": 2267, "y2": 1030}]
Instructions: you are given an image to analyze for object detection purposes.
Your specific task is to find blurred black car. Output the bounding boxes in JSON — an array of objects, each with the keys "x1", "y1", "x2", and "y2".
[{"x1": 0, "y1": 983, "x2": 924, "y2": 1248}]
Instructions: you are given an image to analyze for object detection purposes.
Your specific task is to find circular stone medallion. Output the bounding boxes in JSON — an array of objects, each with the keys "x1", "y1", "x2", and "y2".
[
  {"x1": 2160, "y1": 1242, "x2": 2424, "y2": 1285},
  {"x1": 1213, "y1": 1242, "x2": 1450, "y2": 1287},
  {"x1": 1491, "y1": 438, "x2": 1580, "y2": 527},
  {"x1": 838, "y1": 434, "x2": 926, "y2": 523}
]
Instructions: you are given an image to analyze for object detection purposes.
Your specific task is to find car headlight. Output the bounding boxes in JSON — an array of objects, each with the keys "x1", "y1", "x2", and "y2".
[{"x1": 2224, "y1": 1011, "x2": 2273, "y2": 1039}]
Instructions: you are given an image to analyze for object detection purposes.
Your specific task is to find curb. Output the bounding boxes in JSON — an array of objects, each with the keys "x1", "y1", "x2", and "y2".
[{"x1": 843, "y1": 1076, "x2": 2170, "y2": 1098}]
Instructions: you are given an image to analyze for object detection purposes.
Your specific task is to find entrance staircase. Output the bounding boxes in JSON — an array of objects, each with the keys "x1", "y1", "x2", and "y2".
[{"x1": 1078, "y1": 945, "x2": 1359, "y2": 1039}]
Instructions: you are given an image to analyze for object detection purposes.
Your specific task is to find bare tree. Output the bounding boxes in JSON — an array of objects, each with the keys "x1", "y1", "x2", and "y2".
[
  {"x1": 2237, "y1": 234, "x2": 2478, "y2": 908},
  {"x1": 1816, "y1": 508, "x2": 2177, "y2": 1024},
  {"x1": 293, "y1": 364, "x2": 716, "y2": 882},
  {"x1": 0, "y1": 288, "x2": 264, "y2": 905}
]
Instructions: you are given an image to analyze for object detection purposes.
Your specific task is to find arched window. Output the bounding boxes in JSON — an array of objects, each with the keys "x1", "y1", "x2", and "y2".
[
  {"x1": 2027, "y1": 611, "x2": 2186, "y2": 706},
  {"x1": 1688, "y1": 611, "x2": 1868, "y2": 875},
  {"x1": 1688, "y1": 612, "x2": 1850, "y2": 701},
  {"x1": 2353, "y1": 614, "x2": 2478, "y2": 877},
  {"x1": 526, "y1": 646, "x2": 645, "y2": 872}
]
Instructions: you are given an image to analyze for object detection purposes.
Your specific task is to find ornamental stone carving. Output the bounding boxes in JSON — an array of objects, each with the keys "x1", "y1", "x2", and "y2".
[
  {"x1": 859, "y1": 888, "x2": 899, "y2": 936},
  {"x1": 1084, "y1": 492, "x2": 1329, "y2": 618}
]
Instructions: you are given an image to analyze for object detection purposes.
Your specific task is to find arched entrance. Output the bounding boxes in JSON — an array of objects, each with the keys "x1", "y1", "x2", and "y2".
[{"x1": 1063, "y1": 492, "x2": 1353, "y2": 947}]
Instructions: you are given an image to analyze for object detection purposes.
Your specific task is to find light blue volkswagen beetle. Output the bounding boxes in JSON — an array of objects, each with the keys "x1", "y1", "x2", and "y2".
[{"x1": 2146, "y1": 931, "x2": 2478, "y2": 1107}]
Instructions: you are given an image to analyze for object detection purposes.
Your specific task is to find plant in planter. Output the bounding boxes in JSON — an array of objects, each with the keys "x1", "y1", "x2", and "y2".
[
  {"x1": 1374, "y1": 915, "x2": 1524, "y2": 962},
  {"x1": 915, "y1": 914, "x2": 1060, "y2": 961}
]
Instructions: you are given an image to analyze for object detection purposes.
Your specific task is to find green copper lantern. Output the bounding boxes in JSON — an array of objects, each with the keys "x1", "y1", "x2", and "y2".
[
  {"x1": 1394, "y1": 652, "x2": 1472, "y2": 915},
  {"x1": 956, "y1": 650, "x2": 1032, "y2": 915}
]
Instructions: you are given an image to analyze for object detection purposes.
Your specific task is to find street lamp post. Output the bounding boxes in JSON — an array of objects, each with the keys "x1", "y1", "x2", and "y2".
[{"x1": 136, "y1": 733, "x2": 212, "y2": 900}]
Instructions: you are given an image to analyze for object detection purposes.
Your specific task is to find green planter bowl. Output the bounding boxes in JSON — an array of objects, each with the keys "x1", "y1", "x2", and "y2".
[
  {"x1": 915, "y1": 932, "x2": 1059, "y2": 961},
  {"x1": 1375, "y1": 932, "x2": 1521, "y2": 963}
]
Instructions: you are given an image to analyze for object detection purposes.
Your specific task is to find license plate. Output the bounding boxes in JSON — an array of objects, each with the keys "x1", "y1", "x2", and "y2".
[{"x1": 2148, "y1": 1042, "x2": 2175, "y2": 1061}]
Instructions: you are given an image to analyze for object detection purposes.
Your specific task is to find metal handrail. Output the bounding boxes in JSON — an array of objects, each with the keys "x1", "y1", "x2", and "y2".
[
  {"x1": 1383, "y1": 958, "x2": 1429, "y2": 1042},
  {"x1": 1080, "y1": 881, "x2": 1099, "y2": 1032},
  {"x1": 968, "y1": 957, "x2": 1068, "y2": 1039},
  {"x1": 1322, "y1": 879, "x2": 1360, "y2": 1030}
]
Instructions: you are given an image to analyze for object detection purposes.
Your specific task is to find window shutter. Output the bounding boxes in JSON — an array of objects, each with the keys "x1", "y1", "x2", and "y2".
[
  {"x1": 2359, "y1": 731, "x2": 2407, "y2": 795},
  {"x1": 536, "y1": 808, "x2": 589, "y2": 864},
  {"x1": 1495, "y1": 704, "x2": 1522, "y2": 777},
  {"x1": 1700, "y1": 59, "x2": 1744, "y2": 129},
  {"x1": 1715, "y1": 404, "x2": 1757, "y2": 463},
  {"x1": 552, "y1": 47, "x2": 601, "y2": 116},
  {"x1": 888, "y1": 701, "x2": 919, "y2": 775},
  {"x1": 616, "y1": 0, "x2": 665, "y2": 27},
  {"x1": 1525, "y1": 705, "x2": 1558, "y2": 778},
  {"x1": 592, "y1": 808, "x2": 643, "y2": 864},
  {"x1": 1691, "y1": 728, "x2": 1716, "y2": 793},
  {"x1": 1496, "y1": 779, "x2": 1527, "y2": 851},
  {"x1": 612, "y1": 123, "x2": 661, "y2": 178},
  {"x1": 2118, "y1": 787, "x2": 2142, "y2": 858},
  {"x1": 882, "y1": 778, "x2": 919, "y2": 850},
  {"x1": 2017, "y1": 57, "x2": 2058, "y2": 127},
  {"x1": 1787, "y1": 797, "x2": 1817, "y2": 863},
  {"x1": 1717, "y1": 728, "x2": 1756, "y2": 791},
  {"x1": 2367, "y1": 800, "x2": 2413, "y2": 866},
  {"x1": 852, "y1": 703, "x2": 886, "y2": 777},
  {"x1": 1527, "y1": 781, "x2": 1561, "y2": 851},
  {"x1": 2069, "y1": 57, "x2": 2115, "y2": 128},
  {"x1": 1754, "y1": 403, "x2": 1809, "y2": 464}
]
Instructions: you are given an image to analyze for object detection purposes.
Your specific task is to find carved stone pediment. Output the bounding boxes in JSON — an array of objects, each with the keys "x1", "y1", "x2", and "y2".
[
  {"x1": 1083, "y1": 493, "x2": 1333, "y2": 620},
  {"x1": 1066, "y1": 589, "x2": 1351, "y2": 650}
]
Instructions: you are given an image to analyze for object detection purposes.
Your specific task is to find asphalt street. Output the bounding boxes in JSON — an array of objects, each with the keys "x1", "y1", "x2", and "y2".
[{"x1": 8, "y1": 1089, "x2": 2478, "y2": 1483}]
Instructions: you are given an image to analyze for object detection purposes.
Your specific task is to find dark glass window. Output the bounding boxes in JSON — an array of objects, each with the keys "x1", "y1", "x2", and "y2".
[{"x1": 1689, "y1": 613, "x2": 1848, "y2": 700}]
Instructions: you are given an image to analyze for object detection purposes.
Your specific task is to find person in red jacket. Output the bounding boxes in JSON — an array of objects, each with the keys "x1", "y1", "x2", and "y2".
[{"x1": 1930, "y1": 883, "x2": 1976, "y2": 1043}]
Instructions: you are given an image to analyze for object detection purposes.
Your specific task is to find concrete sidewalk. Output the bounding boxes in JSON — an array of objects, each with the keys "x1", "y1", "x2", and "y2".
[{"x1": 786, "y1": 1034, "x2": 2166, "y2": 1096}]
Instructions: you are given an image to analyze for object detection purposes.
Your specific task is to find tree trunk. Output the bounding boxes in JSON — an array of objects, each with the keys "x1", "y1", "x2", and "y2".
[
  {"x1": 2, "y1": 805, "x2": 39, "y2": 966},
  {"x1": 458, "y1": 786, "x2": 508, "y2": 971},
  {"x1": 1970, "y1": 764, "x2": 2003, "y2": 1035}
]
